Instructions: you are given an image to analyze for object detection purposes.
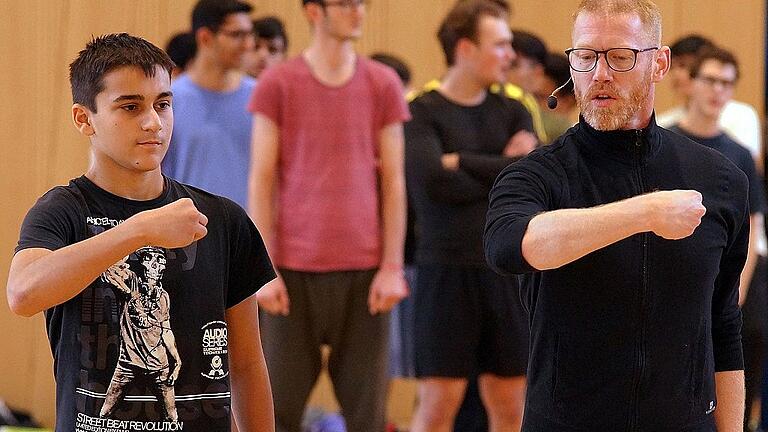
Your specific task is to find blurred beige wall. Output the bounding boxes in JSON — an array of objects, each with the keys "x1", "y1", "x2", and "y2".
[{"x1": 0, "y1": 0, "x2": 763, "y2": 427}]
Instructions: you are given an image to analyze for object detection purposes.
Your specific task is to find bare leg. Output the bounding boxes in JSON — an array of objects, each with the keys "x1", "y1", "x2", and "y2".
[
  {"x1": 478, "y1": 374, "x2": 526, "y2": 432},
  {"x1": 411, "y1": 377, "x2": 468, "y2": 432}
]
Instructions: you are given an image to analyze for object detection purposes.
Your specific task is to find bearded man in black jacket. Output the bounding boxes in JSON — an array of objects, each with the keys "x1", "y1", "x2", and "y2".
[{"x1": 484, "y1": 1, "x2": 747, "y2": 431}]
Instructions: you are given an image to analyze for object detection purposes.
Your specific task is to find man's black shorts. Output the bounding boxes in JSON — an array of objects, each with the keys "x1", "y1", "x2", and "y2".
[{"x1": 413, "y1": 263, "x2": 529, "y2": 378}]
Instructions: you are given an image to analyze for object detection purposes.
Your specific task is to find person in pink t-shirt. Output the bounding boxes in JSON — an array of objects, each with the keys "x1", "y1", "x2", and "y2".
[{"x1": 247, "y1": 1, "x2": 410, "y2": 431}]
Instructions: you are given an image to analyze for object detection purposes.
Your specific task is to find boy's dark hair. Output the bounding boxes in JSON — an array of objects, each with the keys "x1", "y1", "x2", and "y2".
[
  {"x1": 370, "y1": 53, "x2": 411, "y2": 86},
  {"x1": 192, "y1": 0, "x2": 253, "y2": 33},
  {"x1": 165, "y1": 32, "x2": 197, "y2": 71},
  {"x1": 254, "y1": 16, "x2": 289, "y2": 51},
  {"x1": 511, "y1": 29, "x2": 548, "y2": 65},
  {"x1": 69, "y1": 33, "x2": 175, "y2": 112},
  {"x1": 543, "y1": 52, "x2": 573, "y2": 96},
  {"x1": 669, "y1": 34, "x2": 714, "y2": 57},
  {"x1": 438, "y1": 0, "x2": 508, "y2": 66},
  {"x1": 688, "y1": 46, "x2": 740, "y2": 81}
]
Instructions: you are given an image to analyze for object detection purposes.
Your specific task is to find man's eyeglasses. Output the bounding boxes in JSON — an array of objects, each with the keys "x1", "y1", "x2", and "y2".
[
  {"x1": 322, "y1": 0, "x2": 368, "y2": 9},
  {"x1": 565, "y1": 47, "x2": 659, "y2": 72},
  {"x1": 217, "y1": 29, "x2": 253, "y2": 41},
  {"x1": 694, "y1": 75, "x2": 736, "y2": 90}
]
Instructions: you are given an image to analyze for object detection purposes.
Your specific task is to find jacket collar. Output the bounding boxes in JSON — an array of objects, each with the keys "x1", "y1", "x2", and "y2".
[{"x1": 575, "y1": 112, "x2": 662, "y2": 166}]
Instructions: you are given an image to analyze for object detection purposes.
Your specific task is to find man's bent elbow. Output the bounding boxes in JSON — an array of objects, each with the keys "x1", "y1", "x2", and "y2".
[{"x1": 520, "y1": 235, "x2": 551, "y2": 271}]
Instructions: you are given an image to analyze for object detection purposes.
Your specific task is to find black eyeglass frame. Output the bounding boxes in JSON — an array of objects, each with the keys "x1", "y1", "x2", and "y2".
[
  {"x1": 564, "y1": 47, "x2": 659, "y2": 72},
  {"x1": 321, "y1": 0, "x2": 368, "y2": 8}
]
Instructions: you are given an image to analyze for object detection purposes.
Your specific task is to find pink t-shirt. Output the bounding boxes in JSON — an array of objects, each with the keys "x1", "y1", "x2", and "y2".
[{"x1": 249, "y1": 56, "x2": 410, "y2": 271}]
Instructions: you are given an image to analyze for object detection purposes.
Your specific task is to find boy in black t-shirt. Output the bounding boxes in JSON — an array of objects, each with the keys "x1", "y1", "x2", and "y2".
[{"x1": 6, "y1": 33, "x2": 275, "y2": 432}]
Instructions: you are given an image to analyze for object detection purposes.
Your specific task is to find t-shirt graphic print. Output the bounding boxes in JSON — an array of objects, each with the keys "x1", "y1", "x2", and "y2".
[{"x1": 99, "y1": 247, "x2": 181, "y2": 421}]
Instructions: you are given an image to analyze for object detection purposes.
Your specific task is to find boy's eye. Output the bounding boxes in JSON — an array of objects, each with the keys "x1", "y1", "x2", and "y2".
[
  {"x1": 156, "y1": 101, "x2": 172, "y2": 110},
  {"x1": 121, "y1": 104, "x2": 138, "y2": 112}
]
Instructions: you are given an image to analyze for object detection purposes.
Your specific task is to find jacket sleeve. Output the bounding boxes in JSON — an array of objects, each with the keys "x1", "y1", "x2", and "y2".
[
  {"x1": 484, "y1": 154, "x2": 558, "y2": 275},
  {"x1": 405, "y1": 102, "x2": 489, "y2": 205},
  {"x1": 711, "y1": 170, "x2": 750, "y2": 372}
]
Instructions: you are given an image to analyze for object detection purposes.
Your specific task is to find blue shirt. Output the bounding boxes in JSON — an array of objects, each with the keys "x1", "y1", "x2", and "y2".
[{"x1": 163, "y1": 74, "x2": 256, "y2": 209}]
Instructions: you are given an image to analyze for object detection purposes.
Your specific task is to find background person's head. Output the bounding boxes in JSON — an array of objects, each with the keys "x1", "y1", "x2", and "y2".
[
  {"x1": 668, "y1": 34, "x2": 715, "y2": 98},
  {"x1": 685, "y1": 46, "x2": 739, "y2": 122},
  {"x1": 370, "y1": 52, "x2": 412, "y2": 95},
  {"x1": 192, "y1": 0, "x2": 254, "y2": 71},
  {"x1": 437, "y1": 0, "x2": 512, "y2": 86},
  {"x1": 245, "y1": 16, "x2": 288, "y2": 78},
  {"x1": 540, "y1": 52, "x2": 576, "y2": 114},
  {"x1": 509, "y1": 29, "x2": 547, "y2": 94},
  {"x1": 165, "y1": 32, "x2": 197, "y2": 78},
  {"x1": 302, "y1": 0, "x2": 366, "y2": 41},
  {"x1": 569, "y1": 0, "x2": 669, "y2": 131},
  {"x1": 69, "y1": 33, "x2": 175, "y2": 173}
]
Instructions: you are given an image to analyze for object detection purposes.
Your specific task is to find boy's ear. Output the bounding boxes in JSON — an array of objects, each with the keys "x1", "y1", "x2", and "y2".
[{"x1": 72, "y1": 104, "x2": 95, "y2": 136}]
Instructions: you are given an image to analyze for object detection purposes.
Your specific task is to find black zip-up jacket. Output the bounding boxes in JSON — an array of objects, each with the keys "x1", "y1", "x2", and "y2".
[{"x1": 484, "y1": 116, "x2": 748, "y2": 431}]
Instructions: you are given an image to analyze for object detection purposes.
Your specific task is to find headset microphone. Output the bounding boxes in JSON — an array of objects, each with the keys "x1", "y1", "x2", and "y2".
[{"x1": 546, "y1": 77, "x2": 573, "y2": 110}]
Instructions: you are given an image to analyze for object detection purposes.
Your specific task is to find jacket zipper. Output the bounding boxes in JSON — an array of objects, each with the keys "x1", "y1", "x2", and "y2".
[{"x1": 628, "y1": 130, "x2": 648, "y2": 432}]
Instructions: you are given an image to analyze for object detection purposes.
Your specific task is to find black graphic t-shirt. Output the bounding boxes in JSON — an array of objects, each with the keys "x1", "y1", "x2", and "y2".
[{"x1": 15, "y1": 176, "x2": 275, "y2": 432}]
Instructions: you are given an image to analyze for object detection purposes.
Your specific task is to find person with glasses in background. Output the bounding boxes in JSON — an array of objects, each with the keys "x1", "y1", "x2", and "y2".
[
  {"x1": 162, "y1": 0, "x2": 256, "y2": 210},
  {"x1": 245, "y1": 16, "x2": 289, "y2": 79},
  {"x1": 485, "y1": 1, "x2": 749, "y2": 430},
  {"x1": 658, "y1": 35, "x2": 763, "y2": 171},
  {"x1": 248, "y1": 0, "x2": 410, "y2": 431},
  {"x1": 668, "y1": 47, "x2": 768, "y2": 432}
]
